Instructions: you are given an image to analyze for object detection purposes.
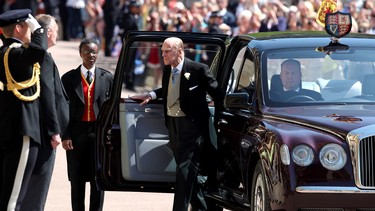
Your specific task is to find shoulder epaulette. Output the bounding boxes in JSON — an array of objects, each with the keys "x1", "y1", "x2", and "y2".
[{"x1": 3, "y1": 43, "x2": 40, "y2": 101}]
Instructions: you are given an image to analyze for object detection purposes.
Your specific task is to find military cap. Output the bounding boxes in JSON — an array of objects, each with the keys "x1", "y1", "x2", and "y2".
[
  {"x1": 0, "y1": 9, "x2": 31, "y2": 27},
  {"x1": 129, "y1": 0, "x2": 141, "y2": 7}
]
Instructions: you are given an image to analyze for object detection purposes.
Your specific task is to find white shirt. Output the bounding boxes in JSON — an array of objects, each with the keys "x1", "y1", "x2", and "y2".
[
  {"x1": 80, "y1": 65, "x2": 95, "y2": 79},
  {"x1": 284, "y1": 87, "x2": 300, "y2": 92},
  {"x1": 172, "y1": 59, "x2": 184, "y2": 75},
  {"x1": 149, "y1": 59, "x2": 184, "y2": 100},
  {"x1": 66, "y1": 0, "x2": 85, "y2": 9}
]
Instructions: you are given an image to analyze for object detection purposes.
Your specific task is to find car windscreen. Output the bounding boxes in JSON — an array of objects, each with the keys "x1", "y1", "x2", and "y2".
[{"x1": 263, "y1": 47, "x2": 375, "y2": 106}]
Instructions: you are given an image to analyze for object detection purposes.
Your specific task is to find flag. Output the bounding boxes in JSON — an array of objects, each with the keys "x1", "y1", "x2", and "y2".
[{"x1": 316, "y1": 0, "x2": 338, "y2": 27}]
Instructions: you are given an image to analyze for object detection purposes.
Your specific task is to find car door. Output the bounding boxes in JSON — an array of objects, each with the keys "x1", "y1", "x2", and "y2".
[
  {"x1": 214, "y1": 35, "x2": 257, "y2": 204},
  {"x1": 95, "y1": 31, "x2": 228, "y2": 192}
]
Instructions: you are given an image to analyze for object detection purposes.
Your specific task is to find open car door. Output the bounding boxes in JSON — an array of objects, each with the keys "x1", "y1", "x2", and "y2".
[{"x1": 95, "y1": 31, "x2": 228, "y2": 192}]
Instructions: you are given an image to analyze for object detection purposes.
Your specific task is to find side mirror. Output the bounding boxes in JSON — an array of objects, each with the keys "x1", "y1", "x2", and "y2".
[{"x1": 225, "y1": 93, "x2": 251, "y2": 110}]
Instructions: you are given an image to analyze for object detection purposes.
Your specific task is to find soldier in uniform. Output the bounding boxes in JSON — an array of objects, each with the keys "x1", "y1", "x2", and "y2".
[{"x1": 0, "y1": 9, "x2": 47, "y2": 210}]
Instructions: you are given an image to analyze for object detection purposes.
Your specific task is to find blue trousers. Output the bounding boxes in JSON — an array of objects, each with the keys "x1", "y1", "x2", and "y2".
[{"x1": 0, "y1": 136, "x2": 38, "y2": 210}]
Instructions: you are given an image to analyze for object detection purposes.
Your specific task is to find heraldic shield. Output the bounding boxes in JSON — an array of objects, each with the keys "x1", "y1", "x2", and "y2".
[{"x1": 325, "y1": 12, "x2": 352, "y2": 38}]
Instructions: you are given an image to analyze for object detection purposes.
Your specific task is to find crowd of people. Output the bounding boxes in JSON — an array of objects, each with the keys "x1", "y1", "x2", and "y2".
[{"x1": 1, "y1": 0, "x2": 375, "y2": 57}]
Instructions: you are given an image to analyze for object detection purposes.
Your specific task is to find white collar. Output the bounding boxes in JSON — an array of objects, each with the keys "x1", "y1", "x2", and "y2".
[
  {"x1": 172, "y1": 59, "x2": 184, "y2": 73},
  {"x1": 81, "y1": 65, "x2": 96, "y2": 76},
  {"x1": 284, "y1": 87, "x2": 300, "y2": 92},
  {"x1": 219, "y1": 9, "x2": 227, "y2": 16}
]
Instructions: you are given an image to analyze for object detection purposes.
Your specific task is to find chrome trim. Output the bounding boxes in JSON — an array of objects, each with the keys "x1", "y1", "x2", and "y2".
[
  {"x1": 296, "y1": 186, "x2": 375, "y2": 194},
  {"x1": 263, "y1": 115, "x2": 344, "y2": 140},
  {"x1": 348, "y1": 124, "x2": 375, "y2": 189}
]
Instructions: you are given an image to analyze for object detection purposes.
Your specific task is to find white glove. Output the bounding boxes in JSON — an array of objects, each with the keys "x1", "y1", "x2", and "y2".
[{"x1": 25, "y1": 14, "x2": 41, "y2": 33}]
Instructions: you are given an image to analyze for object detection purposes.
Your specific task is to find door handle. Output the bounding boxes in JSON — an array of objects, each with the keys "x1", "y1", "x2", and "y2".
[
  {"x1": 218, "y1": 119, "x2": 228, "y2": 125},
  {"x1": 144, "y1": 108, "x2": 163, "y2": 113},
  {"x1": 217, "y1": 119, "x2": 228, "y2": 133}
]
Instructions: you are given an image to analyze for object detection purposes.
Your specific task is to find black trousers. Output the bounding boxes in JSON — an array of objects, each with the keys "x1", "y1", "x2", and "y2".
[
  {"x1": 0, "y1": 136, "x2": 38, "y2": 211},
  {"x1": 167, "y1": 116, "x2": 208, "y2": 211},
  {"x1": 70, "y1": 179, "x2": 104, "y2": 211},
  {"x1": 21, "y1": 147, "x2": 56, "y2": 211},
  {"x1": 67, "y1": 122, "x2": 104, "y2": 211}
]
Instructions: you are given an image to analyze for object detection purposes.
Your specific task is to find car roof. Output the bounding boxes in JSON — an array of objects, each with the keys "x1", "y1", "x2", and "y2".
[{"x1": 238, "y1": 31, "x2": 375, "y2": 52}]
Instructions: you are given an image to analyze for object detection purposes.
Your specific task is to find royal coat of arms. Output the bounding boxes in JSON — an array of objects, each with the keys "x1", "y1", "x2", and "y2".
[{"x1": 325, "y1": 12, "x2": 352, "y2": 38}]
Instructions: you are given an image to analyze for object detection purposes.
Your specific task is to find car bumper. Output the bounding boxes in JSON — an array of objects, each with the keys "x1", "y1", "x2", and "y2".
[
  {"x1": 271, "y1": 186, "x2": 375, "y2": 210},
  {"x1": 296, "y1": 185, "x2": 375, "y2": 194}
]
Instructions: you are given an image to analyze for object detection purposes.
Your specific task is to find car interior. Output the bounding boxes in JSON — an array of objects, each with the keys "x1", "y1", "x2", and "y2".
[{"x1": 264, "y1": 47, "x2": 375, "y2": 104}]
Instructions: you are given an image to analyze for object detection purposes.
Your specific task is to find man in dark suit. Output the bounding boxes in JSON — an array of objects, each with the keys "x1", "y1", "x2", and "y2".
[
  {"x1": 0, "y1": 9, "x2": 47, "y2": 210},
  {"x1": 58, "y1": 0, "x2": 69, "y2": 41},
  {"x1": 21, "y1": 14, "x2": 69, "y2": 211},
  {"x1": 130, "y1": 37, "x2": 224, "y2": 211},
  {"x1": 61, "y1": 38, "x2": 113, "y2": 211},
  {"x1": 43, "y1": 0, "x2": 59, "y2": 16},
  {"x1": 270, "y1": 59, "x2": 323, "y2": 102},
  {"x1": 205, "y1": 11, "x2": 224, "y2": 66},
  {"x1": 103, "y1": 0, "x2": 119, "y2": 57},
  {"x1": 7, "y1": 0, "x2": 38, "y2": 15},
  {"x1": 117, "y1": 0, "x2": 141, "y2": 90},
  {"x1": 216, "y1": 0, "x2": 236, "y2": 28}
]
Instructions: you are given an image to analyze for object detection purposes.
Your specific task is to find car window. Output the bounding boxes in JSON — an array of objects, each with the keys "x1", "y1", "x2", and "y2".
[
  {"x1": 237, "y1": 56, "x2": 255, "y2": 92},
  {"x1": 234, "y1": 50, "x2": 255, "y2": 103},
  {"x1": 264, "y1": 47, "x2": 375, "y2": 106},
  {"x1": 226, "y1": 46, "x2": 247, "y2": 93}
]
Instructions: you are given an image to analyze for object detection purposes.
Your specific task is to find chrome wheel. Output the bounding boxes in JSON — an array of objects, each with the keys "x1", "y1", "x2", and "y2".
[
  {"x1": 253, "y1": 173, "x2": 264, "y2": 211},
  {"x1": 251, "y1": 161, "x2": 271, "y2": 211}
]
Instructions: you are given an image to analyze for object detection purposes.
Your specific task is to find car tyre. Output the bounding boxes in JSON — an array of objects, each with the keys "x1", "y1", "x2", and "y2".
[{"x1": 251, "y1": 161, "x2": 271, "y2": 211}]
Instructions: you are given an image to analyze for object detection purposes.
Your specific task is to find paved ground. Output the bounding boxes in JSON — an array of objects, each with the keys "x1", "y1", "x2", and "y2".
[{"x1": 45, "y1": 41, "x2": 174, "y2": 211}]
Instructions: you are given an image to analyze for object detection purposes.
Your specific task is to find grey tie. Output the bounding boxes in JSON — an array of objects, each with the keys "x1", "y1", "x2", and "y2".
[
  {"x1": 86, "y1": 71, "x2": 92, "y2": 84},
  {"x1": 172, "y1": 68, "x2": 179, "y2": 85},
  {"x1": 167, "y1": 68, "x2": 180, "y2": 108}
]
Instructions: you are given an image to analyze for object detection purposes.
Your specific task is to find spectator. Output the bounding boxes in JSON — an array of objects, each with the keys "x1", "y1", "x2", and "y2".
[
  {"x1": 66, "y1": 0, "x2": 86, "y2": 40},
  {"x1": 216, "y1": 0, "x2": 237, "y2": 28},
  {"x1": 232, "y1": 9, "x2": 252, "y2": 36},
  {"x1": 249, "y1": 9, "x2": 261, "y2": 32},
  {"x1": 117, "y1": 0, "x2": 141, "y2": 90},
  {"x1": 286, "y1": 5, "x2": 301, "y2": 31},
  {"x1": 259, "y1": 0, "x2": 287, "y2": 32},
  {"x1": 8, "y1": 0, "x2": 38, "y2": 15},
  {"x1": 117, "y1": 0, "x2": 141, "y2": 40},
  {"x1": 204, "y1": 11, "x2": 224, "y2": 65},
  {"x1": 103, "y1": 0, "x2": 119, "y2": 57},
  {"x1": 83, "y1": 0, "x2": 105, "y2": 42},
  {"x1": 145, "y1": 10, "x2": 163, "y2": 88},
  {"x1": 58, "y1": 0, "x2": 70, "y2": 41},
  {"x1": 44, "y1": 0, "x2": 60, "y2": 16}
]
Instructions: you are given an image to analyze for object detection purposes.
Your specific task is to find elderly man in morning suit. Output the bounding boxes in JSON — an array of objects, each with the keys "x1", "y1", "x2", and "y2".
[{"x1": 130, "y1": 37, "x2": 224, "y2": 211}]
